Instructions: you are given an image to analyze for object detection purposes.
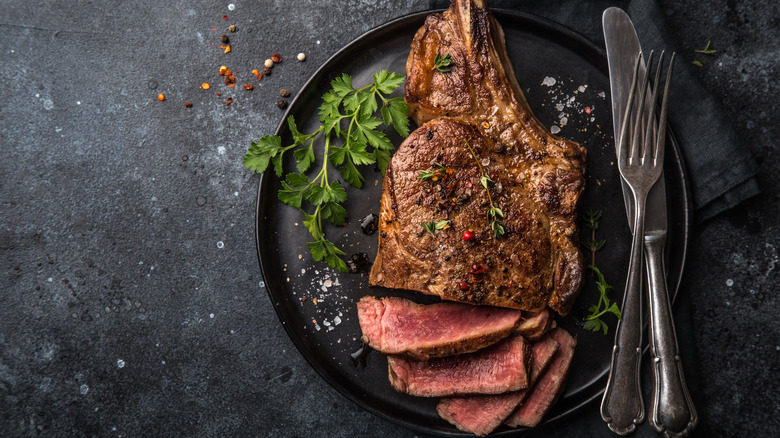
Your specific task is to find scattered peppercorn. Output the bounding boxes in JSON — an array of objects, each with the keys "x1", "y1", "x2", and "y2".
[
  {"x1": 279, "y1": 88, "x2": 291, "y2": 97},
  {"x1": 297, "y1": 52, "x2": 306, "y2": 62},
  {"x1": 226, "y1": 97, "x2": 233, "y2": 105},
  {"x1": 271, "y1": 53, "x2": 283, "y2": 63},
  {"x1": 216, "y1": 91, "x2": 222, "y2": 96},
  {"x1": 201, "y1": 82, "x2": 211, "y2": 90},
  {"x1": 157, "y1": 93, "x2": 166, "y2": 101},
  {"x1": 277, "y1": 99, "x2": 288, "y2": 109},
  {"x1": 262, "y1": 66, "x2": 272, "y2": 76},
  {"x1": 243, "y1": 83, "x2": 253, "y2": 90},
  {"x1": 219, "y1": 65, "x2": 228, "y2": 75},
  {"x1": 228, "y1": 24, "x2": 236, "y2": 32},
  {"x1": 457, "y1": 280, "x2": 470, "y2": 291},
  {"x1": 184, "y1": 102, "x2": 193, "y2": 108},
  {"x1": 264, "y1": 59, "x2": 274, "y2": 68},
  {"x1": 224, "y1": 72, "x2": 236, "y2": 87},
  {"x1": 463, "y1": 230, "x2": 474, "y2": 241}
]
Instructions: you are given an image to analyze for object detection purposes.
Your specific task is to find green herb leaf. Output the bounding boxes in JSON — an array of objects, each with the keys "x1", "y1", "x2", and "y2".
[
  {"x1": 435, "y1": 220, "x2": 450, "y2": 230},
  {"x1": 480, "y1": 174, "x2": 493, "y2": 189},
  {"x1": 694, "y1": 40, "x2": 716, "y2": 55},
  {"x1": 583, "y1": 265, "x2": 621, "y2": 335},
  {"x1": 245, "y1": 71, "x2": 410, "y2": 271},
  {"x1": 692, "y1": 59, "x2": 705, "y2": 67},
  {"x1": 434, "y1": 52, "x2": 453, "y2": 72}
]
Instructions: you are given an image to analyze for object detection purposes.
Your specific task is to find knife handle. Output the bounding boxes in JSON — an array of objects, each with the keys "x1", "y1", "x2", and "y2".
[
  {"x1": 645, "y1": 232, "x2": 697, "y2": 437},
  {"x1": 601, "y1": 193, "x2": 646, "y2": 435}
]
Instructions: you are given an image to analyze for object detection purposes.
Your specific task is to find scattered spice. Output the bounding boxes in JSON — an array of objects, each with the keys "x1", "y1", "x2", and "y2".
[
  {"x1": 216, "y1": 91, "x2": 222, "y2": 96},
  {"x1": 584, "y1": 106, "x2": 591, "y2": 114},
  {"x1": 157, "y1": 93, "x2": 166, "y2": 101},
  {"x1": 457, "y1": 280, "x2": 470, "y2": 291},
  {"x1": 220, "y1": 44, "x2": 231, "y2": 54},
  {"x1": 224, "y1": 72, "x2": 236, "y2": 87},
  {"x1": 222, "y1": 15, "x2": 229, "y2": 20},
  {"x1": 463, "y1": 230, "x2": 474, "y2": 241},
  {"x1": 228, "y1": 24, "x2": 236, "y2": 32},
  {"x1": 262, "y1": 66, "x2": 272, "y2": 76},
  {"x1": 251, "y1": 69, "x2": 259, "y2": 76},
  {"x1": 220, "y1": 34, "x2": 229, "y2": 43},
  {"x1": 277, "y1": 99, "x2": 288, "y2": 109},
  {"x1": 264, "y1": 59, "x2": 274, "y2": 68},
  {"x1": 482, "y1": 121, "x2": 490, "y2": 129},
  {"x1": 225, "y1": 97, "x2": 233, "y2": 105},
  {"x1": 280, "y1": 88, "x2": 291, "y2": 97},
  {"x1": 184, "y1": 102, "x2": 193, "y2": 108},
  {"x1": 201, "y1": 82, "x2": 211, "y2": 90},
  {"x1": 219, "y1": 65, "x2": 228, "y2": 75},
  {"x1": 243, "y1": 83, "x2": 254, "y2": 90},
  {"x1": 297, "y1": 52, "x2": 306, "y2": 62},
  {"x1": 271, "y1": 53, "x2": 283, "y2": 63}
]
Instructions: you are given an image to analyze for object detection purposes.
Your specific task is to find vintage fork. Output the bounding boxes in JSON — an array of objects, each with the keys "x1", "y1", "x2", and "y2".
[{"x1": 601, "y1": 50, "x2": 675, "y2": 435}]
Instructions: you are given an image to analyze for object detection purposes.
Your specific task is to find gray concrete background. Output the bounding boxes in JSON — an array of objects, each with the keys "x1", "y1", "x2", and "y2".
[{"x1": 1, "y1": 0, "x2": 777, "y2": 436}]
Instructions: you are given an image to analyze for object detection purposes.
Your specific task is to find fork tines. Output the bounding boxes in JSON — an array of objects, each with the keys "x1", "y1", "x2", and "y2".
[{"x1": 619, "y1": 50, "x2": 676, "y2": 169}]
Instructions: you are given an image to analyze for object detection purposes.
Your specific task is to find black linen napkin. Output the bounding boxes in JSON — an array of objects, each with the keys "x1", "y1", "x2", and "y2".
[{"x1": 429, "y1": 0, "x2": 760, "y2": 222}]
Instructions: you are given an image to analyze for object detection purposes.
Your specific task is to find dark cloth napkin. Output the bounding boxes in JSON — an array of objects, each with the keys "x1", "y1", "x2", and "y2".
[{"x1": 429, "y1": 0, "x2": 760, "y2": 222}]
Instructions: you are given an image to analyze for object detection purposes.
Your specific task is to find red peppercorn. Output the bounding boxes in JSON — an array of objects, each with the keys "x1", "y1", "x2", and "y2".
[
  {"x1": 458, "y1": 281, "x2": 470, "y2": 291},
  {"x1": 463, "y1": 230, "x2": 474, "y2": 241},
  {"x1": 271, "y1": 53, "x2": 283, "y2": 63}
]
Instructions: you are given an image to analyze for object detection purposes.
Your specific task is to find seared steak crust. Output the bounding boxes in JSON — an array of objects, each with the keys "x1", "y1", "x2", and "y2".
[{"x1": 369, "y1": 0, "x2": 586, "y2": 315}]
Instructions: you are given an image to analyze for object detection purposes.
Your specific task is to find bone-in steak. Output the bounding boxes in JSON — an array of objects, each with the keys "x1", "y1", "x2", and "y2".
[{"x1": 368, "y1": 0, "x2": 586, "y2": 315}]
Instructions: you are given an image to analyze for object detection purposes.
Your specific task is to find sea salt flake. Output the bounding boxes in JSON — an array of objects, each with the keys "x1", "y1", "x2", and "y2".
[
  {"x1": 550, "y1": 125, "x2": 561, "y2": 134},
  {"x1": 578, "y1": 85, "x2": 586, "y2": 93},
  {"x1": 542, "y1": 76, "x2": 556, "y2": 87}
]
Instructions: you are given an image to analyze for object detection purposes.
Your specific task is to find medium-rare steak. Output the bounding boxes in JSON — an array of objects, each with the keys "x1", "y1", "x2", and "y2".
[
  {"x1": 357, "y1": 295, "x2": 523, "y2": 360},
  {"x1": 516, "y1": 309, "x2": 553, "y2": 340},
  {"x1": 436, "y1": 333, "x2": 560, "y2": 436},
  {"x1": 368, "y1": 0, "x2": 586, "y2": 316},
  {"x1": 505, "y1": 327, "x2": 577, "y2": 428},
  {"x1": 387, "y1": 334, "x2": 531, "y2": 397}
]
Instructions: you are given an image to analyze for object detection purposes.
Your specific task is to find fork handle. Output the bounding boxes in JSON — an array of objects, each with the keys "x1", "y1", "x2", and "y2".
[
  {"x1": 601, "y1": 192, "x2": 646, "y2": 434},
  {"x1": 645, "y1": 232, "x2": 697, "y2": 436}
]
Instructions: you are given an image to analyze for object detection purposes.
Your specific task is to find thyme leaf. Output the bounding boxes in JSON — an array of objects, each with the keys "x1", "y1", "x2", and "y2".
[{"x1": 434, "y1": 52, "x2": 453, "y2": 72}]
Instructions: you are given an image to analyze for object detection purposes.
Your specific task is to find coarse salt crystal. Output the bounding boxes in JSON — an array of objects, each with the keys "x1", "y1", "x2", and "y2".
[
  {"x1": 550, "y1": 125, "x2": 561, "y2": 134},
  {"x1": 542, "y1": 76, "x2": 556, "y2": 87}
]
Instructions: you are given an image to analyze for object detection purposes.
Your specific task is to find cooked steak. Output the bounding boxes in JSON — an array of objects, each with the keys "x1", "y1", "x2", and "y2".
[
  {"x1": 368, "y1": 0, "x2": 586, "y2": 316},
  {"x1": 387, "y1": 334, "x2": 531, "y2": 397},
  {"x1": 516, "y1": 309, "x2": 553, "y2": 340},
  {"x1": 505, "y1": 327, "x2": 577, "y2": 428},
  {"x1": 357, "y1": 295, "x2": 523, "y2": 360},
  {"x1": 436, "y1": 333, "x2": 560, "y2": 436}
]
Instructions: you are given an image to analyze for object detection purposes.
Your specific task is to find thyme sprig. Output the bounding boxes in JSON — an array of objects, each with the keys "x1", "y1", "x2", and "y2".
[
  {"x1": 422, "y1": 219, "x2": 450, "y2": 236},
  {"x1": 434, "y1": 52, "x2": 453, "y2": 72},
  {"x1": 418, "y1": 162, "x2": 450, "y2": 182},
  {"x1": 465, "y1": 140, "x2": 506, "y2": 238},
  {"x1": 692, "y1": 40, "x2": 716, "y2": 66},
  {"x1": 582, "y1": 209, "x2": 606, "y2": 266}
]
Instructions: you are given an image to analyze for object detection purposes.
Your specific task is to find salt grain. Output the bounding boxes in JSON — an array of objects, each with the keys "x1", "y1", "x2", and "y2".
[
  {"x1": 550, "y1": 125, "x2": 561, "y2": 134},
  {"x1": 542, "y1": 76, "x2": 556, "y2": 87}
]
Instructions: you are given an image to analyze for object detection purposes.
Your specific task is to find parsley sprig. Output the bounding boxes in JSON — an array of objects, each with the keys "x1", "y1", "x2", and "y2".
[
  {"x1": 583, "y1": 265, "x2": 622, "y2": 334},
  {"x1": 243, "y1": 70, "x2": 410, "y2": 272},
  {"x1": 465, "y1": 141, "x2": 506, "y2": 238},
  {"x1": 434, "y1": 52, "x2": 453, "y2": 72}
]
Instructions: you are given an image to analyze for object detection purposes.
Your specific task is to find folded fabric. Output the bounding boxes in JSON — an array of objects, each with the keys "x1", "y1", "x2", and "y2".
[{"x1": 428, "y1": 0, "x2": 760, "y2": 221}]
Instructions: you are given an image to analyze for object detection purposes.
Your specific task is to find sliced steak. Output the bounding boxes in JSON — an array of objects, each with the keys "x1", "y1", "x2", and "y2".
[
  {"x1": 387, "y1": 334, "x2": 531, "y2": 397},
  {"x1": 516, "y1": 309, "x2": 554, "y2": 340},
  {"x1": 505, "y1": 327, "x2": 577, "y2": 428},
  {"x1": 436, "y1": 334, "x2": 560, "y2": 436},
  {"x1": 369, "y1": 0, "x2": 586, "y2": 316},
  {"x1": 357, "y1": 295, "x2": 523, "y2": 360}
]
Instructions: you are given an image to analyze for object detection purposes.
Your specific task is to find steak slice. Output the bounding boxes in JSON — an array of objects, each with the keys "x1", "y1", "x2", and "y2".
[
  {"x1": 387, "y1": 334, "x2": 531, "y2": 397},
  {"x1": 516, "y1": 309, "x2": 554, "y2": 340},
  {"x1": 436, "y1": 333, "x2": 560, "y2": 436},
  {"x1": 368, "y1": 0, "x2": 586, "y2": 316},
  {"x1": 505, "y1": 327, "x2": 577, "y2": 428},
  {"x1": 357, "y1": 295, "x2": 523, "y2": 360}
]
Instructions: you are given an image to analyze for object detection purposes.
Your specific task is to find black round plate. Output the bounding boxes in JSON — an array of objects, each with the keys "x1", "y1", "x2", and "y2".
[{"x1": 254, "y1": 9, "x2": 691, "y2": 436}]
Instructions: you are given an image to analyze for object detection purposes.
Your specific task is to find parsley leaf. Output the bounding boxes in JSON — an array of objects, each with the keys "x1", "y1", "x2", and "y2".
[
  {"x1": 244, "y1": 70, "x2": 409, "y2": 271},
  {"x1": 583, "y1": 265, "x2": 621, "y2": 335}
]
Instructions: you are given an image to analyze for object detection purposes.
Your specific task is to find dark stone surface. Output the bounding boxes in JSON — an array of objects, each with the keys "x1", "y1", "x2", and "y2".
[{"x1": 1, "y1": 0, "x2": 777, "y2": 437}]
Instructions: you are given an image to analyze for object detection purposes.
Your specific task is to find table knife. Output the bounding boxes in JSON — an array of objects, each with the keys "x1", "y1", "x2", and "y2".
[{"x1": 602, "y1": 7, "x2": 697, "y2": 437}]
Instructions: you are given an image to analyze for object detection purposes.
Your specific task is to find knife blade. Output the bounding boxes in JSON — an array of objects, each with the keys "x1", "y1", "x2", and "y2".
[{"x1": 602, "y1": 8, "x2": 697, "y2": 437}]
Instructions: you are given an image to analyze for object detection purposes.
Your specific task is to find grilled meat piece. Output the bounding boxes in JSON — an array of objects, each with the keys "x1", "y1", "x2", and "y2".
[
  {"x1": 357, "y1": 295, "x2": 523, "y2": 360},
  {"x1": 505, "y1": 327, "x2": 577, "y2": 428},
  {"x1": 436, "y1": 333, "x2": 561, "y2": 436},
  {"x1": 369, "y1": 0, "x2": 586, "y2": 315},
  {"x1": 387, "y1": 334, "x2": 531, "y2": 397}
]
